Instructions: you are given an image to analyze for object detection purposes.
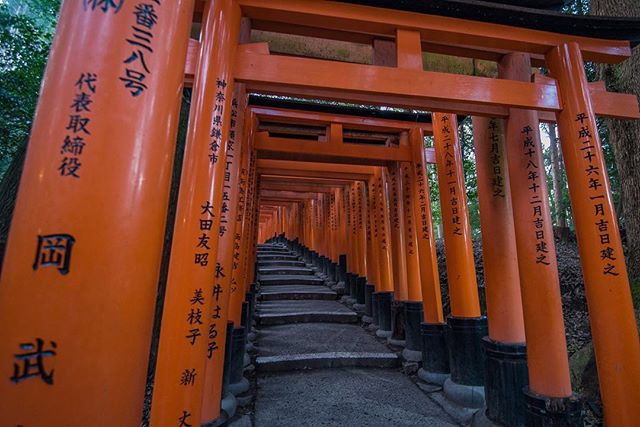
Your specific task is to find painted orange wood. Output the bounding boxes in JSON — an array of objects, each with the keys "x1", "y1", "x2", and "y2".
[
  {"x1": 0, "y1": 1, "x2": 194, "y2": 425},
  {"x1": 472, "y1": 117, "x2": 525, "y2": 343},
  {"x1": 149, "y1": 1, "x2": 242, "y2": 425},
  {"x1": 548, "y1": 43, "x2": 640, "y2": 424},
  {"x1": 433, "y1": 113, "x2": 481, "y2": 318},
  {"x1": 500, "y1": 53, "x2": 572, "y2": 398}
]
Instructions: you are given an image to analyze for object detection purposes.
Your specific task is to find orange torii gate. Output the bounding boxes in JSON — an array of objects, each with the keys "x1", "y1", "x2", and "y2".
[{"x1": 0, "y1": 1, "x2": 639, "y2": 426}]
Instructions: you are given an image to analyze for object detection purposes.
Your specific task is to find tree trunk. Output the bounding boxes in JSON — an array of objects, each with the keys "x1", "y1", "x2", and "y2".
[
  {"x1": 548, "y1": 124, "x2": 568, "y2": 231},
  {"x1": 0, "y1": 141, "x2": 27, "y2": 271},
  {"x1": 591, "y1": 0, "x2": 640, "y2": 281}
]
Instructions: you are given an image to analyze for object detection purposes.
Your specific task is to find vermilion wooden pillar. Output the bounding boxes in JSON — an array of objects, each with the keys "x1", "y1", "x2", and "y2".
[
  {"x1": 375, "y1": 168, "x2": 395, "y2": 294},
  {"x1": 433, "y1": 113, "x2": 487, "y2": 404},
  {"x1": 501, "y1": 53, "x2": 577, "y2": 424},
  {"x1": 233, "y1": 120, "x2": 255, "y2": 298},
  {"x1": 0, "y1": 2, "x2": 194, "y2": 425},
  {"x1": 400, "y1": 160, "x2": 423, "y2": 303},
  {"x1": 472, "y1": 117, "x2": 525, "y2": 343},
  {"x1": 217, "y1": 87, "x2": 247, "y2": 326},
  {"x1": 354, "y1": 182, "x2": 367, "y2": 277},
  {"x1": 387, "y1": 164, "x2": 409, "y2": 301},
  {"x1": 150, "y1": 1, "x2": 241, "y2": 425},
  {"x1": 366, "y1": 175, "x2": 381, "y2": 289},
  {"x1": 433, "y1": 114, "x2": 481, "y2": 318},
  {"x1": 472, "y1": 116, "x2": 528, "y2": 425},
  {"x1": 547, "y1": 44, "x2": 640, "y2": 426},
  {"x1": 409, "y1": 128, "x2": 450, "y2": 386},
  {"x1": 409, "y1": 129, "x2": 443, "y2": 324},
  {"x1": 399, "y1": 158, "x2": 426, "y2": 361}
]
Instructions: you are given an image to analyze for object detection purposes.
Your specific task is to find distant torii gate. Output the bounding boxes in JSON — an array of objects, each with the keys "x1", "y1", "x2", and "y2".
[{"x1": 0, "y1": 1, "x2": 639, "y2": 426}]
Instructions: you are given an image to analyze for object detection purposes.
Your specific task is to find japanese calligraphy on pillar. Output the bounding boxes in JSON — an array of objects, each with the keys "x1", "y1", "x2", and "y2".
[
  {"x1": 59, "y1": 73, "x2": 97, "y2": 178},
  {"x1": 413, "y1": 159, "x2": 430, "y2": 241},
  {"x1": 488, "y1": 119, "x2": 506, "y2": 198},
  {"x1": 389, "y1": 167, "x2": 401, "y2": 231},
  {"x1": 85, "y1": 0, "x2": 124, "y2": 13},
  {"x1": 520, "y1": 125, "x2": 551, "y2": 266},
  {"x1": 120, "y1": 1, "x2": 161, "y2": 97},
  {"x1": 233, "y1": 164, "x2": 248, "y2": 276},
  {"x1": 370, "y1": 180, "x2": 378, "y2": 242},
  {"x1": 219, "y1": 98, "x2": 238, "y2": 240},
  {"x1": 402, "y1": 163, "x2": 416, "y2": 255},
  {"x1": 329, "y1": 193, "x2": 336, "y2": 233},
  {"x1": 195, "y1": 201, "x2": 214, "y2": 267},
  {"x1": 574, "y1": 113, "x2": 621, "y2": 277},
  {"x1": 440, "y1": 116, "x2": 463, "y2": 236},
  {"x1": 377, "y1": 175, "x2": 388, "y2": 252},
  {"x1": 350, "y1": 186, "x2": 357, "y2": 237},
  {"x1": 356, "y1": 183, "x2": 364, "y2": 232},
  {"x1": 209, "y1": 78, "x2": 227, "y2": 164}
]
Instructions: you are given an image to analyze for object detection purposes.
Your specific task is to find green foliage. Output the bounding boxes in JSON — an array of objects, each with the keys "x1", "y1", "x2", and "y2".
[
  {"x1": 0, "y1": 0, "x2": 59, "y2": 178},
  {"x1": 631, "y1": 280, "x2": 640, "y2": 311}
]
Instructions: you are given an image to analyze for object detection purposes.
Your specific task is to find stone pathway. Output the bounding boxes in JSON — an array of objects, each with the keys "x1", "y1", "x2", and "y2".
[{"x1": 243, "y1": 243, "x2": 463, "y2": 427}]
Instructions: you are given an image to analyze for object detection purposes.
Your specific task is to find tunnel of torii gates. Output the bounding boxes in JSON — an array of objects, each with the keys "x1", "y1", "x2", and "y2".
[{"x1": 1, "y1": 0, "x2": 640, "y2": 426}]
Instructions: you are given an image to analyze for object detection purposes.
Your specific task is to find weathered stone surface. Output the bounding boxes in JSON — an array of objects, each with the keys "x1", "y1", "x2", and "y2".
[
  {"x1": 258, "y1": 274, "x2": 325, "y2": 286},
  {"x1": 256, "y1": 352, "x2": 399, "y2": 371},
  {"x1": 258, "y1": 266, "x2": 315, "y2": 276},
  {"x1": 259, "y1": 285, "x2": 337, "y2": 301},
  {"x1": 254, "y1": 368, "x2": 458, "y2": 426}
]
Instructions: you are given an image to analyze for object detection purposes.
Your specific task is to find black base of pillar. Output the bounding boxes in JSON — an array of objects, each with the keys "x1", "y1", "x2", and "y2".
[
  {"x1": 403, "y1": 302, "x2": 423, "y2": 355},
  {"x1": 447, "y1": 316, "x2": 488, "y2": 386},
  {"x1": 338, "y1": 254, "x2": 347, "y2": 282},
  {"x1": 483, "y1": 337, "x2": 528, "y2": 427},
  {"x1": 524, "y1": 389, "x2": 582, "y2": 427},
  {"x1": 371, "y1": 292, "x2": 379, "y2": 327},
  {"x1": 364, "y1": 284, "x2": 375, "y2": 317},
  {"x1": 356, "y1": 277, "x2": 366, "y2": 305},
  {"x1": 222, "y1": 321, "x2": 235, "y2": 392},
  {"x1": 375, "y1": 291, "x2": 393, "y2": 337},
  {"x1": 348, "y1": 273, "x2": 357, "y2": 299},
  {"x1": 241, "y1": 301, "x2": 248, "y2": 328},
  {"x1": 228, "y1": 326, "x2": 249, "y2": 396},
  {"x1": 389, "y1": 300, "x2": 406, "y2": 346},
  {"x1": 419, "y1": 322, "x2": 450, "y2": 384}
]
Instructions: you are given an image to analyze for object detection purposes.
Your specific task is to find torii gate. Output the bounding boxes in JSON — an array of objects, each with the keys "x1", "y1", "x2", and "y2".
[{"x1": 0, "y1": 1, "x2": 639, "y2": 426}]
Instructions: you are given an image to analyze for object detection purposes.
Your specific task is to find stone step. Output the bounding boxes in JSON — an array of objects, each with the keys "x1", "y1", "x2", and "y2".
[
  {"x1": 256, "y1": 300, "x2": 358, "y2": 325},
  {"x1": 254, "y1": 369, "x2": 457, "y2": 426},
  {"x1": 258, "y1": 266, "x2": 314, "y2": 276},
  {"x1": 256, "y1": 323, "x2": 392, "y2": 357},
  {"x1": 257, "y1": 260, "x2": 306, "y2": 268},
  {"x1": 259, "y1": 285, "x2": 336, "y2": 301},
  {"x1": 256, "y1": 248, "x2": 293, "y2": 255},
  {"x1": 257, "y1": 254, "x2": 300, "y2": 261},
  {"x1": 256, "y1": 352, "x2": 399, "y2": 372},
  {"x1": 258, "y1": 274, "x2": 325, "y2": 286}
]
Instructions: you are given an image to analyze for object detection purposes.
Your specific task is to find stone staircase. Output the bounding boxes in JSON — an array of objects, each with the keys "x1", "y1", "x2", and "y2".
[{"x1": 248, "y1": 242, "x2": 460, "y2": 426}]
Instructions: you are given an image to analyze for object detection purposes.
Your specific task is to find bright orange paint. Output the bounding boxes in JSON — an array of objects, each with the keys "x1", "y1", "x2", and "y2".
[
  {"x1": 400, "y1": 161, "x2": 423, "y2": 302},
  {"x1": 432, "y1": 113, "x2": 481, "y2": 318},
  {"x1": 408, "y1": 129, "x2": 444, "y2": 324},
  {"x1": 386, "y1": 163, "x2": 409, "y2": 301},
  {"x1": 217, "y1": 87, "x2": 248, "y2": 326},
  {"x1": 472, "y1": 117, "x2": 525, "y2": 343},
  {"x1": 547, "y1": 43, "x2": 640, "y2": 424},
  {"x1": 150, "y1": 0, "x2": 241, "y2": 425},
  {"x1": 0, "y1": 1, "x2": 194, "y2": 425},
  {"x1": 376, "y1": 168, "x2": 396, "y2": 293},
  {"x1": 500, "y1": 53, "x2": 572, "y2": 398}
]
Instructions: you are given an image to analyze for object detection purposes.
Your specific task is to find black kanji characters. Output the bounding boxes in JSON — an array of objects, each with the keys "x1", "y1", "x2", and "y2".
[
  {"x1": 33, "y1": 234, "x2": 75, "y2": 275},
  {"x1": 10, "y1": 338, "x2": 57, "y2": 385}
]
